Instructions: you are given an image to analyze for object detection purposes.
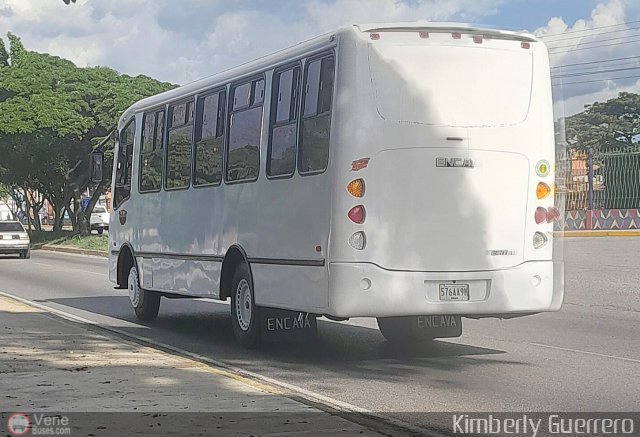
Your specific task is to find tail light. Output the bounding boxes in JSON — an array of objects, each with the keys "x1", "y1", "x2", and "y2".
[
  {"x1": 419, "y1": 31, "x2": 429, "y2": 39},
  {"x1": 535, "y1": 207, "x2": 547, "y2": 224},
  {"x1": 536, "y1": 182, "x2": 551, "y2": 199},
  {"x1": 535, "y1": 206, "x2": 561, "y2": 224},
  {"x1": 452, "y1": 32, "x2": 461, "y2": 39},
  {"x1": 533, "y1": 232, "x2": 548, "y2": 249},
  {"x1": 347, "y1": 179, "x2": 365, "y2": 198},
  {"x1": 536, "y1": 160, "x2": 550, "y2": 177},
  {"x1": 546, "y1": 207, "x2": 561, "y2": 223},
  {"x1": 348, "y1": 205, "x2": 365, "y2": 224},
  {"x1": 370, "y1": 33, "x2": 380, "y2": 40},
  {"x1": 521, "y1": 42, "x2": 531, "y2": 49},
  {"x1": 348, "y1": 231, "x2": 366, "y2": 250}
]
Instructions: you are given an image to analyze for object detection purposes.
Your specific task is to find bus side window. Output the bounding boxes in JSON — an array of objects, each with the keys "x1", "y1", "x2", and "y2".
[
  {"x1": 166, "y1": 100, "x2": 194, "y2": 190},
  {"x1": 299, "y1": 54, "x2": 334, "y2": 174},
  {"x1": 226, "y1": 78, "x2": 264, "y2": 183},
  {"x1": 140, "y1": 109, "x2": 164, "y2": 192},
  {"x1": 194, "y1": 91, "x2": 225, "y2": 186},
  {"x1": 268, "y1": 66, "x2": 300, "y2": 178},
  {"x1": 114, "y1": 119, "x2": 135, "y2": 210}
]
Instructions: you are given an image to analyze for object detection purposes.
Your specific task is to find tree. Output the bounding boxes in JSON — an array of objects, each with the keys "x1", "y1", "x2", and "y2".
[
  {"x1": 565, "y1": 92, "x2": 640, "y2": 152},
  {"x1": 0, "y1": 32, "x2": 175, "y2": 233},
  {"x1": 0, "y1": 183, "x2": 8, "y2": 201},
  {"x1": 564, "y1": 92, "x2": 640, "y2": 209}
]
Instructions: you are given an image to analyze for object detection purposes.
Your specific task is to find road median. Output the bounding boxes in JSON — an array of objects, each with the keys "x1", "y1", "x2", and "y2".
[{"x1": 33, "y1": 243, "x2": 108, "y2": 257}]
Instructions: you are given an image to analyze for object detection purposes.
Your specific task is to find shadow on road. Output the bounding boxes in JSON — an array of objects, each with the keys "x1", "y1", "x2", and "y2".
[{"x1": 41, "y1": 295, "x2": 517, "y2": 385}]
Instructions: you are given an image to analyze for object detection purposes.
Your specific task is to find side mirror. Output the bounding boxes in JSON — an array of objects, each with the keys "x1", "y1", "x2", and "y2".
[{"x1": 91, "y1": 150, "x2": 104, "y2": 183}]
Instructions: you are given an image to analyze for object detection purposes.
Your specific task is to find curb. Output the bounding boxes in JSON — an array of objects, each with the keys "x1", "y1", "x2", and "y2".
[
  {"x1": 34, "y1": 244, "x2": 108, "y2": 258},
  {"x1": 0, "y1": 290, "x2": 436, "y2": 437},
  {"x1": 563, "y1": 230, "x2": 640, "y2": 238}
]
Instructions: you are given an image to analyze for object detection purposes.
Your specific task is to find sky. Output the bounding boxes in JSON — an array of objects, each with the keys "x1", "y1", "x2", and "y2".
[{"x1": 0, "y1": 0, "x2": 638, "y2": 117}]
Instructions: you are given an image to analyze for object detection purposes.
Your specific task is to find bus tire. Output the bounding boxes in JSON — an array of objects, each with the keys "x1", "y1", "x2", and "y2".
[
  {"x1": 377, "y1": 317, "x2": 430, "y2": 343},
  {"x1": 127, "y1": 266, "x2": 160, "y2": 321},
  {"x1": 230, "y1": 263, "x2": 260, "y2": 348}
]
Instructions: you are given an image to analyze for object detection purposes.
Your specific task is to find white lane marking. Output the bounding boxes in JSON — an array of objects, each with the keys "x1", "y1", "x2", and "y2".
[
  {"x1": 26, "y1": 261, "x2": 107, "y2": 277},
  {"x1": 0, "y1": 290, "x2": 444, "y2": 437},
  {"x1": 529, "y1": 342, "x2": 640, "y2": 364}
]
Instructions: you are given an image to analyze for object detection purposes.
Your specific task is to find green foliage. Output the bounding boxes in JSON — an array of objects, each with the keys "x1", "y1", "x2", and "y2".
[
  {"x1": 0, "y1": 183, "x2": 8, "y2": 201},
  {"x1": 0, "y1": 32, "x2": 176, "y2": 230},
  {"x1": 564, "y1": 92, "x2": 640, "y2": 210},
  {"x1": 565, "y1": 92, "x2": 640, "y2": 152},
  {"x1": 30, "y1": 230, "x2": 108, "y2": 252},
  {"x1": 0, "y1": 38, "x2": 8, "y2": 67}
]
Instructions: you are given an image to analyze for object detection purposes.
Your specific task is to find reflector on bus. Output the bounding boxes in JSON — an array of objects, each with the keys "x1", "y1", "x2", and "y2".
[{"x1": 347, "y1": 179, "x2": 365, "y2": 198}]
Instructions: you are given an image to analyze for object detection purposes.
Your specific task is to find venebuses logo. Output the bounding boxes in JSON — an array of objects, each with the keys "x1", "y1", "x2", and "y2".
[
  {"x1": 6, "y1": 413, "x2": 71, "y2": 436},
  {"x1": 7, "y1": 413, "x2": 30, "y2": 436}
]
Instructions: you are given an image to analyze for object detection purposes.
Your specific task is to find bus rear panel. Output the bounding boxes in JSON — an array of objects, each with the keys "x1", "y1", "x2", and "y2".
[{"x1": 327, "y1": 26, "x2": 563, "y2": 318}]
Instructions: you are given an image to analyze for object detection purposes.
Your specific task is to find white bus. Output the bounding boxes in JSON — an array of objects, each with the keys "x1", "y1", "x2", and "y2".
[{"x1": 107, "y1": 22, "x2": 564, "y2": 347}]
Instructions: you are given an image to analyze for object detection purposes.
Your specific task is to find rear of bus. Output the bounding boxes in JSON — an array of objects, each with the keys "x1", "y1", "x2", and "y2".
[{"x1": 327, "y1": 24, "x2": 564, "y2": 319}]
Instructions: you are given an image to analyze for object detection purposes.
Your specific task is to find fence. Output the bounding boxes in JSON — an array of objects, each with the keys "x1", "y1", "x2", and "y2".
[{"x1": 563, "y1": 147, "x2": 640, "y2": 230}]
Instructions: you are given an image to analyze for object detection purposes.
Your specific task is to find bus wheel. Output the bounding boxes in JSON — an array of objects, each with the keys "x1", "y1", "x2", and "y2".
[
  {"x1": 231, "y1": 263, "x2": 260, "y2": 348},
  {"x1": 377, "y1": 317, "x2": 427, "y2": 343},
  {"x1": 127, "y1": 266, "x2": 160, "y2": 321}
]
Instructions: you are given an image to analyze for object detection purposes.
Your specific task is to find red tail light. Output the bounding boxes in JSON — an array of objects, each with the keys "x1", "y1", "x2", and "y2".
[
  {"x1": 348, "y1": 205, "x2": 366, "y2": 224},
  {"x1": 546, "y1": 207, "x2": 561, "y2": 223},
  {"x1": 452, "y1": 32, "x2": 461, "y2": 39},
  {"x1": 419, "y1": 31, "x2": 429, "y2": 39},
  {"x1": 536, "y1": 206, "x2": 561, "y2": 224},
  {"x1": 370, "y1": 33, "x2": 380, "y2": 40}
]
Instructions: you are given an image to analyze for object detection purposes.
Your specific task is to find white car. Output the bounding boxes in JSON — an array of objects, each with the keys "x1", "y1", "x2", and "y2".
[
  {"x1": 0, "y1": 221, "x2": 30, "y2": 259},
  {"x1": 90, "y1": 205, "x2": 110, "y2": 235}
]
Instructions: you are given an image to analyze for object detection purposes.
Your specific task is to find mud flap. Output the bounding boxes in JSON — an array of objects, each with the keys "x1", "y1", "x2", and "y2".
[
  {"x1": 259, "y1": 308, "x2": 318, "y2": 342},
  {"x1": 413, "y1": 315, "x2": 462, "y2": 339}
]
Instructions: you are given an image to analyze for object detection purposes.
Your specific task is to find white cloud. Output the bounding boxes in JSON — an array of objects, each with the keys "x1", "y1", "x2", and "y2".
[
  {"x1": 0, "y1": 0, "x2": 504, "y2": 84},
  {"x1": 0, "y1": 0, "x2": 637, "y2": 117},
  {"x1": 555, "y1": 78, "x2": 640, "y2": 117},
  {"x1": 535, "y1": 0, "x2": 640, "y2": 117}
]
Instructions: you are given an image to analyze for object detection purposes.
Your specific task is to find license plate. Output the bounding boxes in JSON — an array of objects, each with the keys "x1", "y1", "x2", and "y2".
[{"x1": 439, "y1": 284, "x2": 469, "y2": 301}]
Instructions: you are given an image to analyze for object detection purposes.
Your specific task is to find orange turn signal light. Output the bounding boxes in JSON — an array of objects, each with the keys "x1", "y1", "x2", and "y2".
[
  {"x1": 347, "y1": 179, "x2": 365, "y2": 198},
  {"x1": 536, "y1": 182, "x2": 551, "y2": 199}
]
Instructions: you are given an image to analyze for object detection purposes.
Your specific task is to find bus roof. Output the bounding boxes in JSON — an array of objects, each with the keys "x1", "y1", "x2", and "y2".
[
  {"x1": 355, "y1": 21, "x2": 537, "y2": 41},
  {"x1": 119, "y1": 22, "x2": 538, "y2": 126}
]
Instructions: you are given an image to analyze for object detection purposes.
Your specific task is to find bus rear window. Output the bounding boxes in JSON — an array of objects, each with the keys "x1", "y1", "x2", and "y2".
[{"x1": 368, "y1": 44, "x2": 533, "y2": 127}]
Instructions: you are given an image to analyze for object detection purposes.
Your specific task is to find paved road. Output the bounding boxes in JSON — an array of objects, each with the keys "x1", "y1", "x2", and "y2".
[{"x1": 1, "y1": 238, "x2": 639, "y2": 429}]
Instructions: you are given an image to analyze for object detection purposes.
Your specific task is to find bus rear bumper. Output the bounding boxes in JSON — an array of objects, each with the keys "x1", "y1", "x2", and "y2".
[{"x1": 328, "y1": 261, "x2": 563, "y2": 318}]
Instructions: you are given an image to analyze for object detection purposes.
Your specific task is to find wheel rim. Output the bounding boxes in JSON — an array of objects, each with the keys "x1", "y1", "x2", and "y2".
[
  {"x1": 128, "y1": 268, "x2": 140, "y2": 308},
  {"x1": 235, "y1": 279, "x2": 252, "y2": 332}
]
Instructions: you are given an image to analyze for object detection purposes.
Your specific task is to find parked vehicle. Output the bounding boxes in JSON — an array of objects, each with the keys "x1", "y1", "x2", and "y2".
[
  {"x1": 0, "y1": 221, "x2": 30, "y2": 259},
  {"x1": 90, "y1": 205, "x2": 110, "y2": 235}
]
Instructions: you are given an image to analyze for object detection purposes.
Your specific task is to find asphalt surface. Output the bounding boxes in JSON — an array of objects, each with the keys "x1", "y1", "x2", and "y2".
[{"x1": 0, "y1": 238, "x2": 638, "y2": 429}]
